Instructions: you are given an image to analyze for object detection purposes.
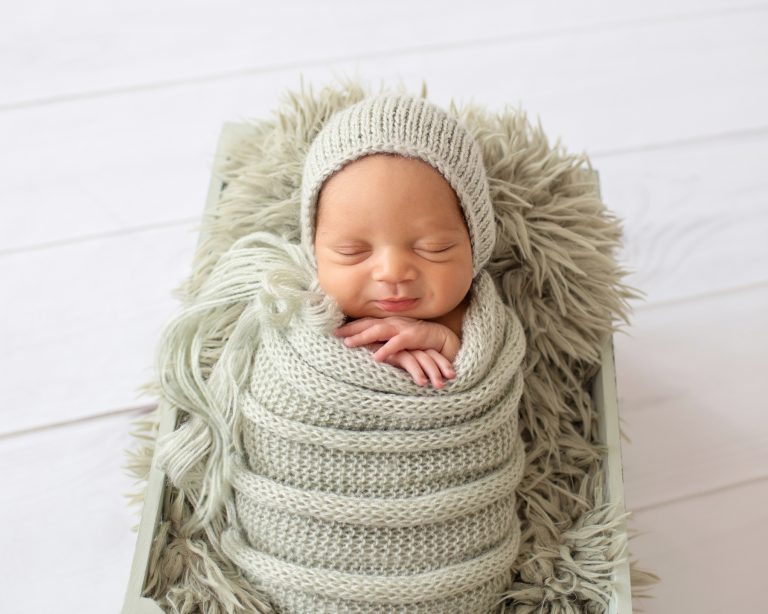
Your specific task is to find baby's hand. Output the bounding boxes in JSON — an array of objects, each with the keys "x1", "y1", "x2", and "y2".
[
  {"x1": 334, "y1": 317, "x2": 460, "y2": 388},
  {"x1": 381, "y1": 347, "x2": 455, "y2": 388}
]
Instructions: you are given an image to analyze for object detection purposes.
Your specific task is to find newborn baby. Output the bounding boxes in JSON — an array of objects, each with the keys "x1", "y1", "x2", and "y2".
[
  {"x1": 217, "y1": 95, "x2": 524, "y2": 614},
  {"x1": 314, "y1": 152, "x2": 473, "y2": 388}
]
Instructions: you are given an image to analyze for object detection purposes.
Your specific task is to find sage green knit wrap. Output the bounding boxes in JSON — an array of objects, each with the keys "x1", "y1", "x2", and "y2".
[{"x1": 219, "y1": 270, "x2": 525, "y2": 613}]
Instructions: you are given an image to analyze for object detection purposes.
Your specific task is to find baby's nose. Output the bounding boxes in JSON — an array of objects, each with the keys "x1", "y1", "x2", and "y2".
[{"x1": 372, "y1": 248, "x2": 417, "y2": 283}]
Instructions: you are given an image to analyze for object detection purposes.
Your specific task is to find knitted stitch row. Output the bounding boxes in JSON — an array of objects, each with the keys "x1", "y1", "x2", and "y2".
[{"x1": 221, "y1": 271, "x2": 527, "y2": 613}]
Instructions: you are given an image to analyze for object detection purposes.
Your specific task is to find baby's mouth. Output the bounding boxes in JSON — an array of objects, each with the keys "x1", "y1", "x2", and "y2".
[{"x1": 374, "y1": 298, "x2": 419, "y2": 313}]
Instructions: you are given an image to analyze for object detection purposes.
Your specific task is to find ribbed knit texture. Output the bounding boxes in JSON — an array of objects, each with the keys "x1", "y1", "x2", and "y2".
[
  {"x1": 220, "y1": 271, "x2": 526, "y2": 613},
  {"x1": 300, "y1": 95, "x2": 496, "y2": 276}
]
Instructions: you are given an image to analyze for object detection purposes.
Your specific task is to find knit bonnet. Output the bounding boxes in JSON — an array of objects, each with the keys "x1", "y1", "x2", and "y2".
[{"x1": 300, "y1": 94, "x2": 496, "y2": 276}]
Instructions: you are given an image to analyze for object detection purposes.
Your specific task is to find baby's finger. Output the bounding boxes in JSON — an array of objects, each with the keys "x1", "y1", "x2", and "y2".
[
  {"x1": 389, "y1": 351, "x2": 428, "y2": 387},
  {"x1": 334, "y1": 317, "x2": 379, "y2": 337},
  {"x1": 425, "y1": 349, "x2": 456, "y2": 379},
  {"x1": 372, "y1": 331, "x2": 418, "y2": 362},
  {"x1": 412, "y1": 350, "x2": 445, "y2": 389},
  {"x1": 342, "y1": 322, "x2": 397, "y2": 347}
]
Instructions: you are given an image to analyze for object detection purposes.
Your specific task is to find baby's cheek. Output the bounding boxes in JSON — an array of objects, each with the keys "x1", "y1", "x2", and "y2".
[
  {"x1": 317, "y1": 268, "x2": 365, "y2": 316},
  {"x1": 317, "y1": 263, "x2": 344, "y2": 298},
  {"x1": 435, "y1": 270, "x2": 470, "y2": 307}
]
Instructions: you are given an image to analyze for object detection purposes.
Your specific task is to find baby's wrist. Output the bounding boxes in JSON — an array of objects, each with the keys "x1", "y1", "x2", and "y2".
[{"x1": 441, "y1": 329, "x2": 461, "y2": 361}]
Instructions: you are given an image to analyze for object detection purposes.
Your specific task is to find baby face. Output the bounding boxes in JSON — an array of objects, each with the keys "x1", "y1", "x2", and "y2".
[{"x1": 314, "y1": 153, "x2": 473, "y2": 322}]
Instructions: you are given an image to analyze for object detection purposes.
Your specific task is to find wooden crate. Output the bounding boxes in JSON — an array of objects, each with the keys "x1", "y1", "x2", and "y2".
[{"x1": 121, "y1": 123, "x2": 633, "y2": 614}]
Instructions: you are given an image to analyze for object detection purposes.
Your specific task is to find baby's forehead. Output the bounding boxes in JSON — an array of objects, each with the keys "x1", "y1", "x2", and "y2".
[
  {"x1": 317, "y1": 154, "x2": 463, "y2": 212},
  {"x1": 316, "y1": 204, "x2": 468, "y2": 243},
  {"x1": 319, "y1": 153, "x2": 455, "y2": 192}
]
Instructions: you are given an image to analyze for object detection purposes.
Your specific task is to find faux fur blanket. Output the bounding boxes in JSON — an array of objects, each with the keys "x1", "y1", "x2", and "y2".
[{"x1": 125, "y1": 77, "x2": 658, "y2": 613}]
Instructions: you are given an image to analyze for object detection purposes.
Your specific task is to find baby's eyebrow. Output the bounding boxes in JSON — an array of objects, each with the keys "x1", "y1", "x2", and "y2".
[
  {"x1": 321, "y1": 240, "x2": 371, "y2": 251},
  {"x1": 414, "y1": 228, "x2": 467, "y2": 239},
  {"x1": 327, "y1": 237, "x2": 369, "y2": 245}
]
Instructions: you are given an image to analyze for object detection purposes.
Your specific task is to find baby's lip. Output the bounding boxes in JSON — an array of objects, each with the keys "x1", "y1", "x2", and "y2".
[{"x1": 374, "y1": 297, "x2": 419, "y2": 312}]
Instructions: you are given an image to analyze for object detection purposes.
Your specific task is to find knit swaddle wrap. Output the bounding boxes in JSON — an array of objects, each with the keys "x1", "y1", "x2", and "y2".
[{"x1": 220, "y1": 270, "x2": 526, "y2": 613}]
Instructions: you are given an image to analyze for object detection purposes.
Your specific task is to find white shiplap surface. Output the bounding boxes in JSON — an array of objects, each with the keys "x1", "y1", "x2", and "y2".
[{"x1": 2, "y1": 2, "x2": 767, "y2": 613}]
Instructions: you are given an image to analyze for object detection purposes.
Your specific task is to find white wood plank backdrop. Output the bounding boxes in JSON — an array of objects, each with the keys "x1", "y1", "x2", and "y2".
[{"x1": 2, "y1": 2, "x2": 766, "y2": 612}]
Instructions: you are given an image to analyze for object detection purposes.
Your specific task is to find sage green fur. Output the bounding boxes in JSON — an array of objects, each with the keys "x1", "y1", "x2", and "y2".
[{"x1": 125, "y1": 76, "x2": 659, "y2": 613}]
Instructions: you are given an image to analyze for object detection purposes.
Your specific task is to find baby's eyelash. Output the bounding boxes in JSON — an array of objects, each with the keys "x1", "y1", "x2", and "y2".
[{"x1": 417, "y1": 245, "x2": 454, "y2": 253}]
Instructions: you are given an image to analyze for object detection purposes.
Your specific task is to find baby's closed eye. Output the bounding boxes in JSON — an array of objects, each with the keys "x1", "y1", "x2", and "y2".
[
  {"x1": 336, "y1": 247, "x2": 370, "y2": 256},
  {"x1": 415, "y1": 243, "x2": 455, "y2": 253},
  {"x1": 413, "y1": 243, "x2": 457, "y2": 261},
  {"x1": 326, "y1": 243, "x2": 371, "y2": 262}
]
